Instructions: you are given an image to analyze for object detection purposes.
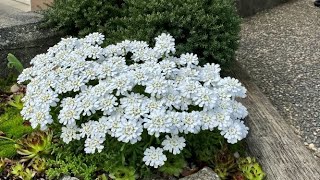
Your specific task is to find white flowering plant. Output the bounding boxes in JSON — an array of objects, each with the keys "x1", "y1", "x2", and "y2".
[{"x1": 18, "y1": 32, "x2": 249, "y2": 174}]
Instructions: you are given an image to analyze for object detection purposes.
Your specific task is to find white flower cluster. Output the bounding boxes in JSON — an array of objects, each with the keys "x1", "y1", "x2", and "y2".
[{"x1": 18, "y1": 32, "x2": 249, "y2": 168}]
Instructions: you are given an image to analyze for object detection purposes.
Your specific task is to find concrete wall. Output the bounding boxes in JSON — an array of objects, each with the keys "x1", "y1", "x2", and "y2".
[
  {"x1": 31, "y1": 0, "x2": 53, "y2": 11},
  {"x1": 236, "y1": 0, "x2": 291, "y2": 17},
  {"x1": 0, "y1": 24, "x2": 63, "y2": 77}
]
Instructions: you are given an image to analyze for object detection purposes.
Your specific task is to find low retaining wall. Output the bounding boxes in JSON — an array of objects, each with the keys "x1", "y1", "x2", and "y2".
[
  {"x1": 236, "y1": 0, "x2": 291, "y2": 17},
  {"x1": 0, "y1": 23, "x2": 63, "y2": 77}
]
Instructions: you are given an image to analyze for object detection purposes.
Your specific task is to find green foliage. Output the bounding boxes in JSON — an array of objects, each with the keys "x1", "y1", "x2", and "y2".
[
  {"x1": 15, "y1": 131, "x2": 53, "y2": 162},
  {"x1": 105, "y1": 0, "x2": 241, "y2": 66},
  {"x1": 159, "y1": 154, "x2": 186, "y2": 177},
  {"x1": 7, "y1": 94, "x2": 24, "y2": 110},
  {"x1": 213, "y1": 145, "x2": 237, "y2": 179},
  {"x1": 11, "y1": 162, "x2": 36, "y2": 180},
  {"x1": 46, "y1": 148, "x2": 98, "y2": 180},
  {"x1": 7, "y1": 53, "x2": 24, "y2": 74},
  {"x1": 0, "y1": 107, "x2": 32, "y2": 139},
  {"x1": 109, "y1": 166, "x2": 136, "y2": 180},
  {"x1": 0, "y1": 107, "x2": 33, "y2": 158},
  {"x1": 31, "y1": 157, "x2": 47, "y2": 173},
  {"x1": 0, "y1": 158, "x2": 5, "y2": 172},
  {"x1": 45, "y1": 132, "x2": 153, "y2": 179},
  {"x1": 42, "y1": 0, "x2": 125, "y2": 36},
  {"x1": 0, "y1": 142, "x2": 17, "y2": 158},
  {"x1": 185, "y1": 130, "x2": 225, "y2": 163},
  {"x1": 0, "y1": 74, "x2": 17, "y2": 92},
  {"x1": 238, "y1": 157, "x2": 266, "y2": 180}
]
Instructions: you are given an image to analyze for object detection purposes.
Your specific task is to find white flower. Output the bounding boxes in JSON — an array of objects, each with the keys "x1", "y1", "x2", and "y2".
[
  {"x1": 145, "y1": 77, "x2": 168, "y2": 98},
  {"x1": 167, "y1": 111, "x2": 184, "y2": 134},
  {"x1": 61, "y1": 126, "x2": 80, "y2": 144},
  {"x1": 124, "y1": 104, "x2": 148, "y2": 120},
  {"x1": 221, "y1": 120, "x2": 249, "y2": 144},
  {"x1": 143, "y1": 147, "x2": 167, "y2": 168},
  {"x1": 178, "y1": 80, "x2": 201, "y2": 98},
  {"x1": 112, "y1": 74, "x2": 134, "y2": 96},
  {"x1": 198, "y1": 64, "x2": 221, "y2": 87},
  {"x1": 84, "y1": 136, "x2": 105, "y2": 154},
  {"x1": 181, "y1": 111, "x2": 202, "y2": 134},
  {"x1": 231, "y1": 101, "x2": 248, "y2": 119},
  {"x1": 115, "y1": 119, "x2": 143, "y2": 144},
  {"x1": 192, "y1": 87, "x2": 217, "y2": 110},
  {"x1": 154, "y1": 33, "x2": 175, "y2": 56},
  {"x1": 79, "y1": 120, "x2": 100, "y2": 138},
  {"x1": 132, "y1": 68, "x2": 149, "y2": 85},
  {"x1": 84, "y1": 32, "x2": 105, "y2": 45},
  {"x1": 97, "y1": 94, "x2": 118, "y2": 115},
  {"x1": 159, "y1": 60, "x2": 177, "y2": 76},
  {"x1": 219, "y1": 77, "x2": 247, "y2": 98},
  {"x1": 58, "y1": 107, "x2": 80, "y2": 126},
  {"x1": 179, "y1": 53, "x2": 199, "y2": 67},
  {"x1": 200, "y1": 111, "x2": 218, "y2": 131},
  {"x1": 77, "y1": 95, "x2": 97, "y2": 116},
  {"x1": 120, "y1": 93, "x2": 146, "y2": 109},
  {"x1": 162, "y1": 90, "x2": 181, "y2": 109},
  {"x1": 144, "y1": 110, "x2": 172, "y2": 137},
  {"x1": 161, "y1": 135, "x2": 186, "y2": 155},
  {"x1": 60, "y1": 176, "x2": 79, "y2": 180},
  {"x1": 103, "y1": 114, "x2": 122, "y2": 137},
  {"x1": 141, "y1": 98, "x2": 165, "y2": 112},
  {"x1": 215, "y1": 111, "x2": 232, "y2": 131}
]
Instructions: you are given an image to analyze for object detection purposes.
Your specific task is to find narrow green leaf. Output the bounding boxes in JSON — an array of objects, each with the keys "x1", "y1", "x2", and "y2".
[{"x1": 7, "y1": 53, "x2": 24, "y2": 73}]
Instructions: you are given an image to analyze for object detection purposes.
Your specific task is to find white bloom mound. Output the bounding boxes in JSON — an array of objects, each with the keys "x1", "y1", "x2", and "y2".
[{"x1": 18, "y1": 32, "x2": 249, "y2": 168}]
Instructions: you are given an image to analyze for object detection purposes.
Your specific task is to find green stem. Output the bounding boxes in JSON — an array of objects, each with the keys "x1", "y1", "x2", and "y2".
[
  {"x1": 144, "y1": 136, "x2": 155, "y2": 149},
  {"x1": 0, "y1": 136, "x2": 16, "y2": 143}
]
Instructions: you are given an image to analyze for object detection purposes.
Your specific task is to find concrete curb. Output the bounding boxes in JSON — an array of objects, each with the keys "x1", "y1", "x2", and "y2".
[{"x1": 236, "y1": 0, "x2": 292, "y2": 17}]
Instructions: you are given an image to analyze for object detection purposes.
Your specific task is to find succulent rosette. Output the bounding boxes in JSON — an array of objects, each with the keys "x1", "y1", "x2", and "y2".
[{"x1": 18, "y1": 33, "x2": 249, "y2": 168}]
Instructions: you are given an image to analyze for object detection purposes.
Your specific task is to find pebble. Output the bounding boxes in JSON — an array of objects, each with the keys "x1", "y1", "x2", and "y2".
[{"x1": 307, "y1": 143, "x2": 316, "y2": 151}]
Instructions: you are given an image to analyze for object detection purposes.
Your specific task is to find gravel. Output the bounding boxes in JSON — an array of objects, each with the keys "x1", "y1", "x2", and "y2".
[{"x1": 236, "y1": 0, "x2": 320, "y2": 149}]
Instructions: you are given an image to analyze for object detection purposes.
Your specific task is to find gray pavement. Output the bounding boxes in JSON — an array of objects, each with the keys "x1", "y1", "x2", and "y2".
[
  {"x1": 237, "y1": 0, "x2": 320, "y2": 152},
  {"x1": 0, "y1": 1, "x2": 42, "y2": 28}
]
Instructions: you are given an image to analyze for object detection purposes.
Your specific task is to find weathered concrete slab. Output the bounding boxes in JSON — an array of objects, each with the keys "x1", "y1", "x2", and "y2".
[{"x1": 0, "y1": 23, "x2": 64, "y2": 77}]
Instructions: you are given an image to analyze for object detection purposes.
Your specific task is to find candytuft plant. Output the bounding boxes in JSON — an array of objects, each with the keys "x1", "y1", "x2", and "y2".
[{"x1": 18, "y1": 33, "x2": 249, "y2": 178}]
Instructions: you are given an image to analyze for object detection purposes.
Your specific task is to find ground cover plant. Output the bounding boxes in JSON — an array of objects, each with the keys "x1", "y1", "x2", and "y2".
[{"x1": 43, "y1": 0, "x2": 240, "y2": 67}]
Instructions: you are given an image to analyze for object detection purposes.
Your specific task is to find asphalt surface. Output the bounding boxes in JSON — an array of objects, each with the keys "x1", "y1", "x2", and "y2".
[{"x1": 237, "y1": 0, "x2": 320, "y2": 153}]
